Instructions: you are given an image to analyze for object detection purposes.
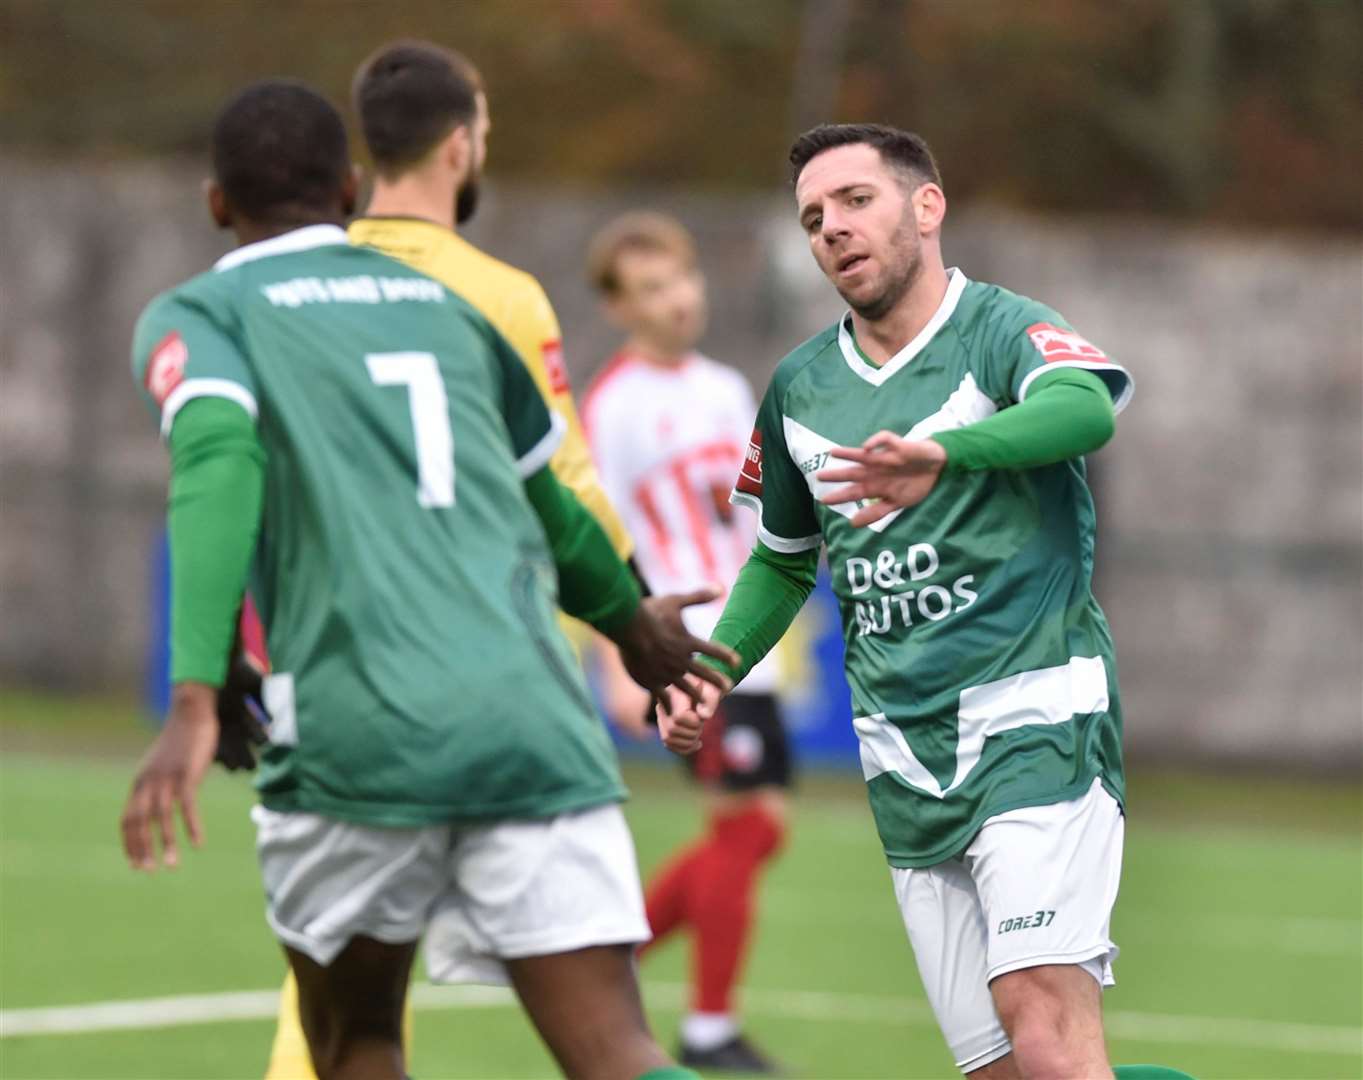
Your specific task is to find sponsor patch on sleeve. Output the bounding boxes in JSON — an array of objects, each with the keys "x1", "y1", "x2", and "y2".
[
  {"x1": 541, "y1": 339, "x2": 571, "y2": 395},
  {"x1": 145, "y1": 330, "x2": 188, "y2": 407},
  {"x1": 1026, "y1": 322, "x2": 1109, "y2": 364},
  {"x1": 735, "y1": 427, "x2": 763, "y2": 497}
]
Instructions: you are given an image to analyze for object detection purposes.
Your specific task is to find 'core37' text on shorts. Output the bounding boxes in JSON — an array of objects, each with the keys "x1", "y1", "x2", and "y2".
[{"x1": 891, "y1": 777, "x2": 1124, "y2": 1073}]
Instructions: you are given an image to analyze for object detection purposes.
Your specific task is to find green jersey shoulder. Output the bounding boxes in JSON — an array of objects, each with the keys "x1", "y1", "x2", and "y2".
[
  {"x1": 733, "y1": 271, "x2": 1132, "y2": 867},
  {"x1": 131, "y1": 226, "x2": 624, "y2": 828}
]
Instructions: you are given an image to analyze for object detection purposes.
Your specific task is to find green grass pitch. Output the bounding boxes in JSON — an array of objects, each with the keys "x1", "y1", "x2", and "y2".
[{"x1": 1, "y1": 692, "x2": 1359, "y2": 1079}]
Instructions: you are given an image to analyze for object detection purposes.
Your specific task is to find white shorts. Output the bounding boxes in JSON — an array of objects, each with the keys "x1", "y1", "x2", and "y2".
[
  {"x1": 890, "y1": 778, "x2": 1124, "y2": 1073},
  {"x1": 253, "y1": 802, "x2": 650, "y2": 985}
]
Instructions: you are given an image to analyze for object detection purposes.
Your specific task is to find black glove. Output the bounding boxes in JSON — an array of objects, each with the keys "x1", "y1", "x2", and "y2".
[{"x1": 214, "y1": 645, "x2": 270, "y2": 772}]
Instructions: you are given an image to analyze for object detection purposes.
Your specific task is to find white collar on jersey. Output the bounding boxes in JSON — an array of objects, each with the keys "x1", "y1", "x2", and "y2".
[
  {"x1": 213, "y1": 223, "x2": 350, "y2": 272},
  {"x1": 836, "y1": 267, "x2": 969, "y2": 387}
]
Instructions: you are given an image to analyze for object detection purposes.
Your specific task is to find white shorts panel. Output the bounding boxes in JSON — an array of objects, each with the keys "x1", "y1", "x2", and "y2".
[
  {"x1": 424, "y1": 803, "x2": 650, "y2": 986},
  {"x1": 890, "y1": 778, "x2": 1125, "y2": 1072},
  {"x1": 252, "y1": 806, "x2": 448, "y2": 967},
  {"x1": 966, "y1": 778, "x2": 1124, "y2": 986},
  {"x1": 892, "y1": 858, "x2": 1011, "y2": 1071},
  {"x1": 253, "y1": 803, "x2": 649, "y2": 978}
]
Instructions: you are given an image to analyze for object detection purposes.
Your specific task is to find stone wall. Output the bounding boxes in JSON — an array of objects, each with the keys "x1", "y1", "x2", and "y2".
[{"x1": 2, "y1": 158, "x2": 1359, "y2": 767}]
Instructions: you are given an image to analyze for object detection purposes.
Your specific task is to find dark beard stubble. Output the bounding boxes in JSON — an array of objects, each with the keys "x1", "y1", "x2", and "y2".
[{"x1": 842, "y1": 216, "x2": 922, "y2": 322}]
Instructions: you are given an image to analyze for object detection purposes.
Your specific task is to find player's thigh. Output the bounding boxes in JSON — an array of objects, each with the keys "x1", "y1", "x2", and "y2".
[
  {"x1": 692, "y1": 691, "x2": 794, "y2": 795},
  {"x1": 964, "y1": 778, "x2": 1125, "y2": 990},
  {"x1": 253, "y1": 806, "x2": 450, "y2": 968},
  {"x1": 286, "y1": 936, "x2": 417, "y2": 1061},
  {"x1": 424, "y1": 802, "x2": 650, "y2": 986},
  {"x1": 505, "y1": 943, "x2": 666, "y2": 1079},
  {"x1": 891, "y1": 860, "x2": 1012, "y2": 1075}
]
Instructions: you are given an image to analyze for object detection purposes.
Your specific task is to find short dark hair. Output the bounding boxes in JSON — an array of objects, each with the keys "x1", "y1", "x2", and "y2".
[
  {"x1": 353, "y1": 40, "x2": 483, "y2": 176},
  {"x1": 212, "y1": 79, "x2": 350, "y2": 222},
  {"x1": 788, "y1": 123, "x2": 941, "y2": 189}
]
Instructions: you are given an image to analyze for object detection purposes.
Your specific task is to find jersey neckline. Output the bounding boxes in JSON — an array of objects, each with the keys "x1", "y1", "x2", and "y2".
[
  {"x1": 214, "y1": 224, "x2": 349, "y2": 272},
  {"x1": 836, "y1": 268, "x2": 969, "y2": 387},
  {"x1": 351, "y1": 214, "x2": 458, "y2": 235}
]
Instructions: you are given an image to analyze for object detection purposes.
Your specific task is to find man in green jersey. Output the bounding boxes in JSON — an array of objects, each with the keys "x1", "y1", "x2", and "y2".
[
  {"x1": 119, "y1": 79, "x2": 733, "y2": 1080},
  {"x1": 657, "y1": 123, "x2": 1167, "y2": 1080}
]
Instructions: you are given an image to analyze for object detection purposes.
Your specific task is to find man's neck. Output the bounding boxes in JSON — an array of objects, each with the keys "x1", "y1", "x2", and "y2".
[
  {"x1": 233, "y1": 214, "x2": 344, "y2": 249},
  {"x1": 363, "y1": 171, "x2": 457, "y2": 231},
  {"x1": 850, "y1": 261, "x2": 951, "y2": 367},
  {"x1": 623, "y1": 336, "x2": 690, "y2": 369}
]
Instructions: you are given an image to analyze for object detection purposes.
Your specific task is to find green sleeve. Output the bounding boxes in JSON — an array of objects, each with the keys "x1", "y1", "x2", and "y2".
[
  {"x1": 523, "y1": 465, "x2": 641, "y2": 639},
  {"x1": 167, "y1": 398, "x2": 265, "y2": 685},
  {"x1": 931, "y1": 367, "x2": 1115, "y2": 472},
  {"x1": 702, "y1": 541, "x2": 819, "y2": 684}
]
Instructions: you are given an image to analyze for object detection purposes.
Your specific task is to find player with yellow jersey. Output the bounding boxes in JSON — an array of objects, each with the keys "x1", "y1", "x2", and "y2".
[{"x1": 264, "y1": 41, "x2": 633, "y2": 1079}]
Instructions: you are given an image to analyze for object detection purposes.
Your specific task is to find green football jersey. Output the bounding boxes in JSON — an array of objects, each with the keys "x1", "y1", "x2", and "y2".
[
  {"x1": 732, "y1": 269, "x2": 1134, "y2": 867},
  {"x1": 131, "y1": 225, "x2": 625, "y2": 827}
]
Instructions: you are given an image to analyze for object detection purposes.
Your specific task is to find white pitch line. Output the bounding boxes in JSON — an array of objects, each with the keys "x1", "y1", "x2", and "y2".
[{"x1": 2, "y1": 982, "x2": 1360, "y2": 1058}]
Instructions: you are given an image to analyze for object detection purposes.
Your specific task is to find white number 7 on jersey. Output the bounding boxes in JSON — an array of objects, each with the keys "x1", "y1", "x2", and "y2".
[{"x1": 365, "y1": 352, "x2": 455, "y2": 508}]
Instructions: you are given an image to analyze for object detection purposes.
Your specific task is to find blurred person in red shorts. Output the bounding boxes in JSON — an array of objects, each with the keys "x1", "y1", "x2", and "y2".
[{"x1": 583, "y1": 212, "x2": 791, "y2": 1075}]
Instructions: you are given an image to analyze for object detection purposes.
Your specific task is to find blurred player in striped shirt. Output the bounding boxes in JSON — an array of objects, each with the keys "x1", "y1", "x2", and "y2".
[{"x1": 583, "y1": 213, "x2": 790, "y2": 1074}]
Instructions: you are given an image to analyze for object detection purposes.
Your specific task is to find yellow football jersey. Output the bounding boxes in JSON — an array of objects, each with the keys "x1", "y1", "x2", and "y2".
[{"x1": 348, "y1": 216, "x2": 632, "y2": 558}]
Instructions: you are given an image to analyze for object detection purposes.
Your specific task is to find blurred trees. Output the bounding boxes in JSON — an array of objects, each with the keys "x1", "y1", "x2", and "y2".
[{"x1": 0, "y1": 0, "x2": 1357, "y2": 229}]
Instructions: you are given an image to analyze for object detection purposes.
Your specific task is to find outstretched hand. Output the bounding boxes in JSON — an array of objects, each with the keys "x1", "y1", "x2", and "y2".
[
  {"x1": 615, "y1": 587, "x2": 738, "y2": 707},
  {"x1": 121, "y1": 682, "x2": 219, "y2": 871},
  {"x1": 816, "y1": 431, "x2": 948, "y2": 526}
]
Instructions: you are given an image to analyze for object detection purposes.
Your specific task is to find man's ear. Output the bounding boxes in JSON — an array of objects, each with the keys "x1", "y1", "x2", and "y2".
[
  {"x1": 205, "y1": 178, "x2": 231, "y2": 230},
  {"x1": 440, "y1": 124, "x2": 472, "y2": 178},
  {"x1": 914, "y1": 182, "x2": 947, "y2": 236},
  {"x1": 341, "y1": 163, "x2": 362, "y2": 217}
]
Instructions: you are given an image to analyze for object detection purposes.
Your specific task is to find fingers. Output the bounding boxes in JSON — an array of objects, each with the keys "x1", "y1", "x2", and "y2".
[
  {"x1": 686, "y1": 659, "x2": 732, "y2": 696},
  {"x1": 689, "y1": 636, "x2": 739, "y2": 671},
  {"x1": 121, "y1": 783, "x2": 154, "y2": 871},
  {"x1": 819, "y1": 484, "x2": 869, "y2": 506},
  {"x1": 814, "y1": 465, "x2": 868, "y2": 484},
  {"x1": 862, "y1": 430, "x2": 903, "y2": 451},
  {"x1": 154, "y1": 783, "x2": 179, "y2": 869},
  {"x1": 180, "y1": 783, "x2": 204, "y2": 849},
  {"x1": 661, "y1": 711, "x2": 704, "y2": 756},
  {"x1": 850, "y1": 499, "x2": 901, "y2": 527},
  {"x1": 671, "y1": 585, "x2": 723, "y2": 609},
  {"x1": 825, "y1": 445, "x2": 875, "y2": 465}
]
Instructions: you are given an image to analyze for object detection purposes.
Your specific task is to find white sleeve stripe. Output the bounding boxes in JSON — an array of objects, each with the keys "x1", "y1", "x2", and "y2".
[
  {"x1": 160, "y1": 379, "x2": 258, "y2": 440},
  {"x1": 515, "y1": 412, "x2": 567, "y2": 478},
  {"x1": 729, "y1": 490, "x2": 823, "y2": 553},
  {"x1": 1017, "y1": 361, "x2": 1134, "y2": 415}
]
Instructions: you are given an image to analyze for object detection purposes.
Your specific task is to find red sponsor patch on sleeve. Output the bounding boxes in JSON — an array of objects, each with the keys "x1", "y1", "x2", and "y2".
[
  {"x1": 735, "y1": 427, "x2": 763, "y2": 497},
  {"x1": 238, "y1": 594, "x2": 271, "y2": 673},
  {"x1": 541, "y1": 339, "x2": 571, "y2": 396},
  {"x1": 144, "y1": 330, "x2": 188, "y2": 407},
  {"x1": 1025, "y1": 322, "x2": 1109, "y2": 364}
]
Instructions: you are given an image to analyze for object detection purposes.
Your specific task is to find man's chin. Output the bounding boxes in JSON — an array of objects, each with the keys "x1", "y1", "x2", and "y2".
[{"x1": 837, "y1": 282, "x2": 885, "y2": 314}]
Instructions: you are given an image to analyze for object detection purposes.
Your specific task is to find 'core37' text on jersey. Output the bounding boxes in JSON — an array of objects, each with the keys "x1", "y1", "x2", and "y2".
[
  {"x1": 132, "y1": 225, "x2": 625, "y2": 828},
  {"x1": 732, "y1": 269, "x2": 1134, "y2": 867}
]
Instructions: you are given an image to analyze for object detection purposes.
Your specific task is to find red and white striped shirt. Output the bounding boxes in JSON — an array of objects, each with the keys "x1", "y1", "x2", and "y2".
[{"x1": 583, "y1": 350, "x2": 777, "y2": 693}]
